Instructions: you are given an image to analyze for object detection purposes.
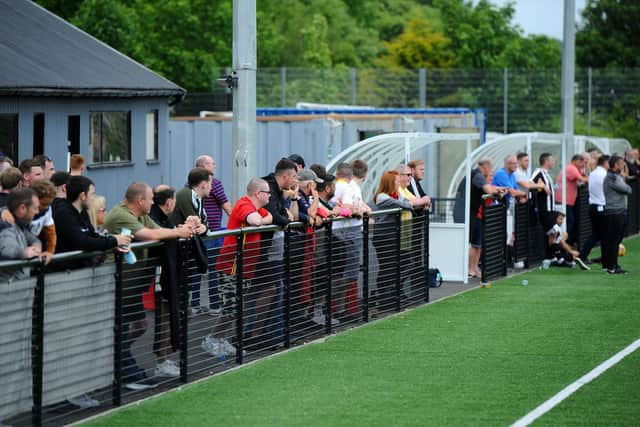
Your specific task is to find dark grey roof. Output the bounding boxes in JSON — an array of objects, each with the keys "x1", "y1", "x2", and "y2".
[{"x1": 0, "y1": 0, "x2": 186, "y2": 98}]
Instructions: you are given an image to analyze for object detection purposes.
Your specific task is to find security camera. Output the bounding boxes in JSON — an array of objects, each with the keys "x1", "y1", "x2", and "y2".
[{"x1": 217, "y1": 72, "x2": 238, "y2": 89}]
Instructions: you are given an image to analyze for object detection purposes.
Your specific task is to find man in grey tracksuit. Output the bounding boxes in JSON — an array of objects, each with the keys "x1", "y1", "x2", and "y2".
[
  {"x1": 602, "y1": 155, "x2": 632, "y2": 274},
  {"x1": 0, "y1": 188, "x2": 42, "y2": 281}
]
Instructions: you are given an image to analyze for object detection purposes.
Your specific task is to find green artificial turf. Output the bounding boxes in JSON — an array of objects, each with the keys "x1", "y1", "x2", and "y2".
[{"x1": 86, "y1": 236, "x2": 640, "y2": 427}]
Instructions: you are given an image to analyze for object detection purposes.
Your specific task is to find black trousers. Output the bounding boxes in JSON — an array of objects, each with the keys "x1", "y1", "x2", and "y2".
[
  {"x1": 580, "y1": 205, "x2": 606, "y2": 260},
  {"x1": 602, "y1": 213, "x2": 626, "y2": 270}
]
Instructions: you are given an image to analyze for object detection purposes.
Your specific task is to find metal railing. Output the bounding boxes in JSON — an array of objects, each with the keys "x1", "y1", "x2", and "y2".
[
  {"x1": 481, "y1": 198, "x2": 508, "y2": 284},
  {"x1": 0, "y1": 209, "x2": 431, "y2": 426}
]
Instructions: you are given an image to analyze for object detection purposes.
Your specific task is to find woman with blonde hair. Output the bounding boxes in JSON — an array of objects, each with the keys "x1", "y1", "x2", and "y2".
[{"x1": 88, "y1": 195, "x2": 107, "y2": 232}]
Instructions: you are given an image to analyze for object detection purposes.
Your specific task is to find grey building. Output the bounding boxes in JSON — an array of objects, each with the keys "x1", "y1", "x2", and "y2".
[{"x1": 0, "y1": 0, "x2": 185, "y2": 207}]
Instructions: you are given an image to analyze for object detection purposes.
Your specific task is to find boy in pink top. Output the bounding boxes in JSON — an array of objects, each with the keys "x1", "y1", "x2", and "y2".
[{"x1": 555, "y1": 154, "x2": 588, "y2": 245}]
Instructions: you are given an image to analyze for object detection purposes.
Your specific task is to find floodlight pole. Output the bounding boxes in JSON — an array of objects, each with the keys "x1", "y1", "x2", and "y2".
[
  {"x1": 231, "y1": 0, "x2": 257, "y2": 202},
  {"x1": 560, "y1": 0, "x2": 575, "y2": 225}
]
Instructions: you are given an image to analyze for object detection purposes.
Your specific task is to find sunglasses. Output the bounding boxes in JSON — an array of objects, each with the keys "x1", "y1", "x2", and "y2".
[{"x1": 259, "y1": 190, "x2": 271, "y2": 194}]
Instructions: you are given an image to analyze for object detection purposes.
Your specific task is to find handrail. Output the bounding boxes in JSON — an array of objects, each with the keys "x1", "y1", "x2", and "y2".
[{"x1": 0, "y1": 210, "x2": 407, "y2": 273}]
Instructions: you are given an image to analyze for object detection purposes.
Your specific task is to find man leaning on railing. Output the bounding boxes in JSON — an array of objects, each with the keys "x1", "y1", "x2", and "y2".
[
  {"x1": 103, "y1": 182, "x2": 195, "y2": 384},
  {"x1": 52, "y1": 175, "x2": 132, "y2": 269},
  {"x1": 0, "y1": 187, "x2": 44, "y2": 281}
]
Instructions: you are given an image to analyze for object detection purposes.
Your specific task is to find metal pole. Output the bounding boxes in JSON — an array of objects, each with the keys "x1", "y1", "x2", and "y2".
[
  {"x1": 419, "y1": 68, "x2": 426, "y2": 108},
  {"x1": 32, "y1": 264, "x2": 45, "y2": 427},
  {"x1": 280, "y1": 67, "x2": 287, "y2": 107},
  {"x1": 587, "y1": 67, "x2": 592, "y2": 136},
  {"x1": 561, "y1": 0, "x2": 576, "y2": 135},
  {"x1": 232, "y1": 0, "x2": 257, "y2": 203},
  {"x1": 503, "y1": 68, "x2": 509, "y2": 134},
  {"x1": 423, "y1": 212, "x2": 430, "y2": 303},
  {"x1": 362, "y1": 213, "x2": 370, "y2": 322},
  {"x1": 179, "y1": 242, "x2": 189, "y2": 382},
  {"x1": 463, "y1": 137, "x2": 471, "y2": 283},
  {"x1": 394, "y1": 211, "x2": 402, "y2": 312},
  {"x1": 112, "y1": 253, "x2": 123, "y2": 407},
  {"x1": 325, "y1": 221, "x2": 333, "y2": 335},
  {"x1": 284, "y1": 228, "x2": 291, "y2": 348},
  {"x1": 235, "y1": 231, "x2": 244, "y2": 364},
  {"x1": 350, "y1": 68, "x2": 357, "y2": 105}
]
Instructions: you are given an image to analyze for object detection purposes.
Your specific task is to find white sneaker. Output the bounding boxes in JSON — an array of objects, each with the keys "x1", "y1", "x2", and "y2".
[
  {"x1": 208, "y1": 308, "x2": 222, "y2": 317},
  {"x1": 219, "y1": 338, "x2": 237, "y2": 356},
  {"x1": 67, "y1": 393, "x2": 99, "y2": 408},
  {"x1": 201, "y1": 335, "x2": 224, "y2": 357},
  {"x1": 311, "y1": 311, "x2": 339, "y2": 326},
  {"x1": 189, "y1": 307, "x2": 202, "y2": 317},
  {"x1": 155, "y1": 359, "x2": 180, "y2": 377}
]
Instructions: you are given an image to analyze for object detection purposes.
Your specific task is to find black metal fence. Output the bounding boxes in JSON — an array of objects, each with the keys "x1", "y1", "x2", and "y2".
[
  {"x1": 625, "y1": 177, "x2": 639, "y2": 237},
  {"x1": 481, "y1": 200, "x2": 507, "y2": 284},
  {"x1": 0, "y1": 209, "x2": 432, "y2": 426}
]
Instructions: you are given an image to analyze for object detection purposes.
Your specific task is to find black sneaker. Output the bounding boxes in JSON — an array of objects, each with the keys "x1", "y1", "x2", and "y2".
[{"x1": 607, "y1": 267, "x2": 627, "y2": 275}]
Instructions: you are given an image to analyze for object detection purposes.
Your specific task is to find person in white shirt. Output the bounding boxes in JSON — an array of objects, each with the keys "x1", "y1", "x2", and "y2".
[
  {"x1": 514, "y1": 152, "x2": 548, "y2": 194},
  {"x1": 329, "y1": 160, "x2": 371, "y2": 320},
  {"x1": 580, "y1": 154, "x2": 609, "y2": 262}
]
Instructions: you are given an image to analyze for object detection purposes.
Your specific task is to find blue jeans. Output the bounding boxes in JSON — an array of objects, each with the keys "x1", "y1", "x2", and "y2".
[{"x1": 190, "y1": 238, "x2": 222, "y2": 309}]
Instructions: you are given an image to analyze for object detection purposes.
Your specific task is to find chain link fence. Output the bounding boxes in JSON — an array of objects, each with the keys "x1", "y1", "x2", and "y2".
[{"x1": 174, "y1": 67, "x2": 639, "y2": 143}]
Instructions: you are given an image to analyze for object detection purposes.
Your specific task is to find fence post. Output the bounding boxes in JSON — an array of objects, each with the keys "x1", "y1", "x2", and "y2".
[
  {"x1": 325, "y1": 220, "x2": 333, "y2": 335},
  {"x1": 235, "y1": 231, "x2": 244, "y2": 364},
  {"x1": 502, "y1": 204, "x2": 508, "y2": 277},
  {"x1": 395, "y1": 211, "x2": 402, "y2": 312},
  {"x1": 280, "y1": 67, "x2": 287, "y2": 107},
  {"x1": 587, "y1": 67, "x2": 592, "y2": 136},
  {"x1": 112, "y1": 253, "x2": 123, "y2": 407},
  {"x1": 31, "y1": 262, "x2": 45, "y2": 427},
  {"x1": 503, "y1": 68, "x2": 509, "y2": 134},
  {"x1": 350, "y1": 68, "x2": 357, "y2": 105},
  {"x1": 419, "y1": 68, "x2": 426, "y2": 108},
  {"x1": 284, "y1": 228, "x2": 291, "y2": 349},
  {"x1": 423, "y1": 212, "x2": 430, "y2": 303},
  {"x1": 362, "y1": 213, "x2": 370, "y2": 322},
  {"x1": 178, "y1": 241, "x2": 189, "y2": 383}
]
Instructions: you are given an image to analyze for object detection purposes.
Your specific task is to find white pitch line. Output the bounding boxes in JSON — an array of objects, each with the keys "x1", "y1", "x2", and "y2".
[{"x1": 511, "y1": 338, "x2": 640, "y2": 427}]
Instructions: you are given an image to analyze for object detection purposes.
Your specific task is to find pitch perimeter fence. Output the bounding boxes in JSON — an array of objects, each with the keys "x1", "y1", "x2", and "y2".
[{"x1": 1, "y1": 209, "x2": 433, "y2": 427}]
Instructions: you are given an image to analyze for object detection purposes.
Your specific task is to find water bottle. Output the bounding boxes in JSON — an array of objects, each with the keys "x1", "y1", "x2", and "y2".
[{"x1": 120, "y1": 228, "x2": 137, "y2": 265}]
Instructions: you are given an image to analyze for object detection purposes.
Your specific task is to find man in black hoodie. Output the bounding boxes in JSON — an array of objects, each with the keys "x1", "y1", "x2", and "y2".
[
  {"x1": 255, "y1": 158, "x2": 297, "y2": 347},
  {"x1": 53, "y1": 175, "x2": 131, "y2": 268}
]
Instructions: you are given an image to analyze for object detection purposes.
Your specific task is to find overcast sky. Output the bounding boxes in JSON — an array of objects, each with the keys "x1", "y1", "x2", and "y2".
[{"x1": 488, "y1": 0, "x2": 588, "y2": 40}]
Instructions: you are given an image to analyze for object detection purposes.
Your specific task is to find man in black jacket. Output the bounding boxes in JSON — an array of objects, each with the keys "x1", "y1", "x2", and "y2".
[
  {"x1": 256, "y1": 158, "x2": 297, "y2": 347},
  {"x1": 53, "y1": 175, "x2": 131, "y2": 268}
]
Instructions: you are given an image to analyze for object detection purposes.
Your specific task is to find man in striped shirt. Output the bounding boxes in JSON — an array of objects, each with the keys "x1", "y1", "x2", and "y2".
[{"x1": 195, "y1": 155, "x2": 232, "y2": 314}]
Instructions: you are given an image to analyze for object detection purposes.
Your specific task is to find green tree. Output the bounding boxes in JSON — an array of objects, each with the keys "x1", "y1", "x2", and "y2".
[
  {"x1": 377, "y1": 17, "x2": 454, "y2": 69},
  {"x1": 301, "y1": 15, "x2": 332, "y2": 68},
  {"x1": 71, "y1": 0, "x2": 139, "y2": 59},
  {"x1": 576, "y1": 0, "x2": 640, "y2": 68}
]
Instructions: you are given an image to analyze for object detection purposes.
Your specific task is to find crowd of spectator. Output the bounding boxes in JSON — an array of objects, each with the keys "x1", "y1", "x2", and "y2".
[
  {"x1": 454, "y1": 147, "x2": 638, "y2": 277},
  {"x1": 1, "y1": 146, "x2": 637, "y2": 386}
]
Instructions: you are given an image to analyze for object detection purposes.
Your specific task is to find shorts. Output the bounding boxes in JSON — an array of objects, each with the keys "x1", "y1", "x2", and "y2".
[{"x1": 470, "y1": 218, "x2": 483, "y2": 249}]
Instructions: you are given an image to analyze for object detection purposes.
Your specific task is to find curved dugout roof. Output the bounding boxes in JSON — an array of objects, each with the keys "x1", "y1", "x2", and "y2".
[
  {"x1": 446, "y1": 133, "x2": 632, "y2": 198},
  {"x1": 325, "y1": 131, "x2": 631, "y2": 203},
  {"x1": 326, "y1": 132, "x2": 480, "y2": 203}
]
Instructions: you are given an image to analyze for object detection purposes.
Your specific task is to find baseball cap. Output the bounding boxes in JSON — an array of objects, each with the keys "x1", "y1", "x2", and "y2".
[{"x1": 297, "y1": 168, "x2": 323, "y2": 183}]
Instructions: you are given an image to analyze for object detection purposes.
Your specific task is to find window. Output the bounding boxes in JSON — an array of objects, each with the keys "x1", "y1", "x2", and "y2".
[
  {"x1": 146, "y1": 110, "x2": 158, "y2": 160},
  {"x1": 89, "y1": 111, "x2": 131, "y2": 163},
  {"x1": 68, "y1": 115, "x2": 80, "y2": 155},
  {"x1": 0, "y1": 114, "x2": 18, "y2": 161},
  {"x1": 33, "y1": 113, "x2": 45, "y2": 156}
]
